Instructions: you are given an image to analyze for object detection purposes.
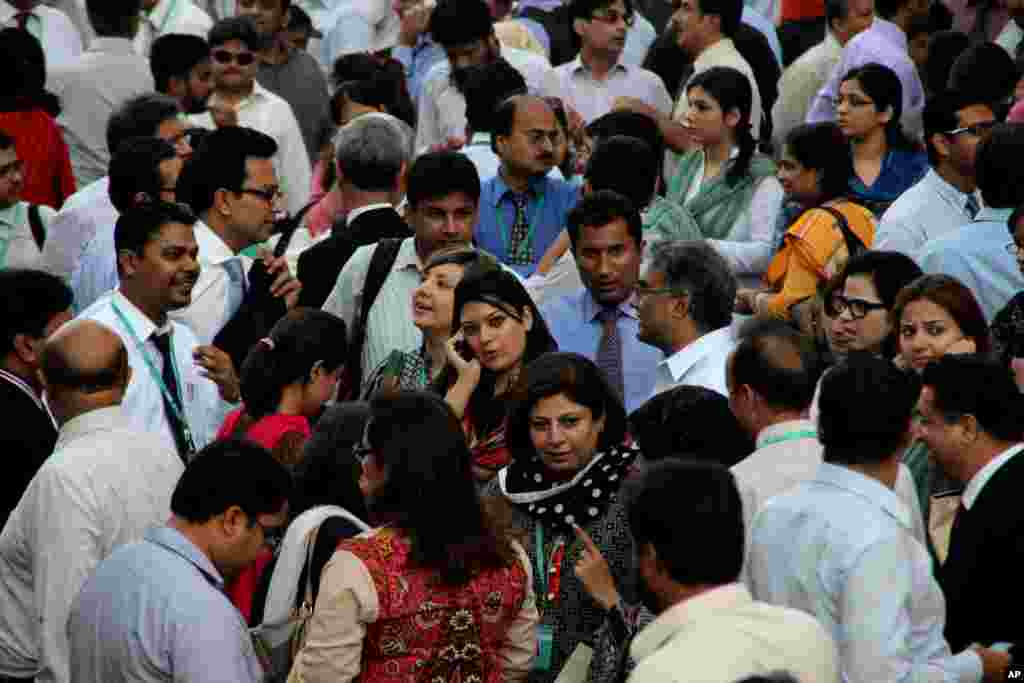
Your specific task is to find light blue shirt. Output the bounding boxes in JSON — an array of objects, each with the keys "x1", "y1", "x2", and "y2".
[
  {"x1": 474, "y1": 172, "x2": 580, "y2": 277},
  {"x1": 541, "y1": 288, "x2": 660, "y2": 413},
  {"x1": 392, "y1": 36, "x2": 446, "y2": 105},
  {"x1": 72, "y1": 225, "x2": 118, "y2": 312},
  {"x1": 67, "y1": 526, "x2": 264, "y2": 683},
  {"x1": 917, "y1": 207, "x2": 1023, "y2": 323},
  {"x1": 748, "y1": 463, "x2": 983, "y2": 683},
  {"x1": 876, "y1": 168, "x2": 983, "y2": 258}
]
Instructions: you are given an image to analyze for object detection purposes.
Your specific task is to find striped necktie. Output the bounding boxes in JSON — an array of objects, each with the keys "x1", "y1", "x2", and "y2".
[{"x1": 596, "y1": 306, "x2": 625, "y2": 401}]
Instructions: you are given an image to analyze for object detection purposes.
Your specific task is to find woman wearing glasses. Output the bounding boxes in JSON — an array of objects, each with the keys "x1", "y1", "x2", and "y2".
[
  {"x1": 836, "y1": 63, "x2": 928, "y2": 218},
  {"x1": 665, "y1": 66, "x2": 783, "y2": 290},
  {"x1": 289, "y1": 391, "x2": 538, "y2": 682}
]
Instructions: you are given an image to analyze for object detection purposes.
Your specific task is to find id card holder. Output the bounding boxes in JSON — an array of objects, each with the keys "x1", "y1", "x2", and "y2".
[{"x1": 534, "y1": 624, "x2": 554, "y2": 671}]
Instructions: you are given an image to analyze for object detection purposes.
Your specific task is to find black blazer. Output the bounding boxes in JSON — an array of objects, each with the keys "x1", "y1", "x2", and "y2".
[
  {"x1": 297, "y1": 206, "x2": 413, "y2": 309},
  {"x1": 0, "y1": 376, "x2": 58, "y2": 526},
  {"x1": 939, "y1": 450, "x2": 1024, "y2": 654}
]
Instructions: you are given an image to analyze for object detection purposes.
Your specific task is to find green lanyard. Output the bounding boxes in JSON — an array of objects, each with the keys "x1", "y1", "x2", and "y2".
[
  {"x1": 148, "y1": 0, "x2": 181, "y2": 36},
  {"x1": 495, "y1": 191, "x2": 546, "y2": 263},
  {"x1": 112, "y1": 302, "x2": 196, "y2": 454},
  {"x1": 759, "y1": 429, "x2": 817, "y2": 448}
]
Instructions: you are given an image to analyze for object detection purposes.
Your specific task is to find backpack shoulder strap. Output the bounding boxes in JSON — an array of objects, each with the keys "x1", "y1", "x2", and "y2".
[
  {"x1": 27, "y1": 204, "x2": 45, "y2": 250},
  {"x1": 347, "y1": 238, "x2": 405, "y2": 385},
  {"x1": 818, "y1": 204, "x2": 866, "y2": 257}
]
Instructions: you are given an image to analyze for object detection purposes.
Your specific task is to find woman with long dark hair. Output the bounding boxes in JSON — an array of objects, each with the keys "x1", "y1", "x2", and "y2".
[
  {"x1": 837, "y1": 63, "x2": 928, "y2": 217},
  {"x1": 441, "y1": 266, "x2": 558, "y2": 482},
  {"x1": 0, "y1": 28, "x2": 75, "y2": 208},
  {"x1": 289, "y1": 391, "x2": 538, "y2": 682},
  {"x1": 665, "y1": 66, "x2": 783, "y2": 289}
]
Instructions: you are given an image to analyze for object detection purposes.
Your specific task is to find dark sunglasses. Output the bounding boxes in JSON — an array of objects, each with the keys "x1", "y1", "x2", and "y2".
[{"x1": 212, "y1": 49, "x2": 256, "y2": 66}]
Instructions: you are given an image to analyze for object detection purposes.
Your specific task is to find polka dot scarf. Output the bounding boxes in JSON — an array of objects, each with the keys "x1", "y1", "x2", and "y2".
[{"x1": 498, "y1": 442, "x2": 642, "y2": 534}]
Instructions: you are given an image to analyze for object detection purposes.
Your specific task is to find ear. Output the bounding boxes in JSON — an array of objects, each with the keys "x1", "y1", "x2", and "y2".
[
  {"x1": 117, "y1": 248, "x2": 143, "y2": 280},
  {"x1": 959, "y1": 413, "x2": 981, "y2": 443},
  {"x1": 521, "y1": 306, "x2": 534, "y2": 332},
  {"x1": 724, "y1": 107, "x2": 741, "y2": 130},
  {"x1": 12, "y1": 333, "x2": 40, "y2": 366},
  {"x1": 879, "y1": 104, "x2": 895, "y2": 126},
  {"x1": 930, "y1": 132, "x2": 951, "y2": 160},
  {"x1": 221, "y1": 504, "x2": 249, "y2": 539},
  {"x1": 573, "y1": 16, "x2": 588, "y2": 37},
  {"x1": 167, "y1": 75, "x2": 187, "y2": 98},
  {"x1": 213, "y1": 187, "x2": 233, "y2": 217},
  {"x1": 672, "y1": 293, "x2": 690, "y2": 320}
]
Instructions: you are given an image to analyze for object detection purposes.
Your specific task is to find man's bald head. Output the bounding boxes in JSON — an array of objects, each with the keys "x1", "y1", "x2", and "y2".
[
  {"x1": 41, "y1": 320, "x2": 128, "y2": 397},
  {"x1": 729, "y1": 318, "x2": 819, "y2": 414}
]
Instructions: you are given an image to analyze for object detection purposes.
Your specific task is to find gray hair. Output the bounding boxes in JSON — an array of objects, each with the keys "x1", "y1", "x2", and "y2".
[
  {"x1": 648, "y1": 240, "x2": 736, "y2": 333},
  {"x1": 333, "y1": 115, "x2": 411, "y2": 192}
]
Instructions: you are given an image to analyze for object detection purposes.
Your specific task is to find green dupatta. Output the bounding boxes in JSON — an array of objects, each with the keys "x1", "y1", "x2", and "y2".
[{"x1": 666, "y1": 150, "x2": 777, "y2": 240}]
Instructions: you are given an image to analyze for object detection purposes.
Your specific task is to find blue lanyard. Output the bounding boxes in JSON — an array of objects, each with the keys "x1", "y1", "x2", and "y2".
[
  {"x1": 495, "y1": 191, "x2": 546, "y2": 263},
  {"x1": 111, "y1": 302, "x2": 196, "y2": 454},
  {"x1": 759, "y1": 429, "x2": 817, "y2": 448}
]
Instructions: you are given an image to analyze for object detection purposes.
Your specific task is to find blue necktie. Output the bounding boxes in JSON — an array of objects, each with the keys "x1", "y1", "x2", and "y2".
[{"x1": 224, "y1": 258, "x2": 247, "y2": 318}]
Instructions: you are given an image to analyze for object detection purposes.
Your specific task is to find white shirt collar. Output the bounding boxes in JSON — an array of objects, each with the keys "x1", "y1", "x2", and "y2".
[
  {"x1": 569, "y1": 54, "x2": 628, "y2": 76},
  {"x1": 631, "y1": 584, "x2": 753, "y2": 662},
  {"x1": 193, "y1": 219, "x2": 236, "y2": 265},
  {"x1": 346, "y1": 202, "x2": 396, "y2": 227},
  {"x1": 694, "y1": 37, "x2": 737, "y2": 69},
  {"x1": 112, "y1": 290, "x2": 164, "y2": 341},
  {"x1": 927, "y1": 168, "x2": 980, "y2": 212},
  {"x1": 755, "y1": 418, "x2": 817, "y2": 449},
  {"x1": 962, "y1": 443, "x2": 1024, "y2": 510},
  {"x1": 661, "y1": 326, "x2": 733, "y2": 384},
  {"x1": 469, "y1": 132, "x2": 492, "y2": 147}
]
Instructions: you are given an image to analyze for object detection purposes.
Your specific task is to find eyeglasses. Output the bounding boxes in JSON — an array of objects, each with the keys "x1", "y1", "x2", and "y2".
[
  {"x1": 212, "y1": 49, "x2": 256, "y2": 66},
  {"x1": 255, "y1": 520, "x2": 284, "y2": 550},
  {"x1": 945, "y1": 120, "x2": 997, "y2": 138},
  {"x1": 591, "y1": 9, "x2": 636, "y2": 26},
  {"x1": 236, "y1": 186, "x2": 282, "y2": 204},
  {"x1": 826, "y1": 294, "x2": 887, "y2": 320},
  {"x1": 833, "y1": 94, "x2": 874, "y2": 108}
]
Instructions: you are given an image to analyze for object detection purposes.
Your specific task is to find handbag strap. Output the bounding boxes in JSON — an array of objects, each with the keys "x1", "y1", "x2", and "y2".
[
  {"x1": 819, "y1": 204, "x2": 866, "y2": 259},
  {"x1": 301, "y1": 521, "x2": 324, "y2": 610}
]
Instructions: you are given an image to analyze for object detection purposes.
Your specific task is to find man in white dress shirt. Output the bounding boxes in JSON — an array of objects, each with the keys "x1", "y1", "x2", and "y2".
[
  {"x1": 747, "y1": 353, "x2": 1010, "y2": 683},
  {"x1": 47, "y1": 0, "x2": 156, "y2": 189},
  {"x1": 876, "y1": 92, "x2": 995, "y2": 259},
  {"x1": 637, "y1": 240, "x2": 736, "y2": 398},
  {"x1": 134, "y1": 0, "x2": 213, "y2": 56},
  {"x1": 187, "y1": 17, "x2": 312, "y2": 217},
  {"x1": 317, "y1": 0, "x2": 400, "y2": 67},
  {"x1": 0, "y1": 0, "x2": 82, "y2": 69},
  {"x1": 539, "y1": 0, "x2": 672, "y2": 125},
  {"x1": 79, "y1": 202, "x2": 239, "y2": 462},
  {"x1": 172, "y1": 126, "x2": 301, "y2": 344},
  {"x1": 623, "y1": 459, "x2": 840, "y2": 683},
  {"x1": 43, "y1": 94, "x2": 190, "y2": 288},
  {"x1": 415, "y1": 0, "x2": 552, "y2": 152},
  {"x1": 0, "y1": 319, "x2": 182, "y2": 683}
]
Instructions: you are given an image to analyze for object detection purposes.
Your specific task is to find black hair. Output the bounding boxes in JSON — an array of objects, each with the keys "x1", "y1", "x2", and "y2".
[
  {"x1": 287, "y1": 4, "x2": 314, "y2": 30},
  {"x1": 686, "y1": 67, "x2": 755, "y2": 186},
  {"x1": 824, "y1": 0, "x2": 850, "y2": 30},
  {"x1": 208, "y1": 15, "x2": 263, "y2": 51},
  {"x1": 175, "y1": 126, "x2": 278, "y2": 215},
  {"x1": 566, "y1": 188, "x2": 643, "y2": 250},
  {"x1": 105, "y1": 94, "x2": 182, "y2": 161},
  {"x1": 170, "y1": 438, "x2": 292, "y2": 523},
  {"x1": 696, "y1": 0, "x2": 742, "y2": 37},
  {"x1": 784, "y1": 122, "x2": 854, "y2": 202},
  {"x1": 628, "y1": 386, "x2": 754, "y2": 467},
  {"x1": 730, "y1": 318, "x2": 819, "y2": 412},
  {"x1": 925, "y1": 31, "x2": 969, "y2": 97},
  {"x1": 108, "y1": 137, "x2": 178, "y2": 213},
  {"x1": 0, "y1": 28, "x2": 60, "y2": 116},
  {"x1": 114, "y1": 201, "x2": 198, "y2": 262},
  {"x1": 948, "y1": 42, "x2": 1019, "y2": 113},
  {"x1": 875, "y1": 0, "x2": 911, "y2": 20},
  {"x1": 364, "y1": 391, "x2": 520, "y2": 584},
  {"x1": 150, "y1": 34, "x2": 211, "y2": 94},
  {"x1": 975, "y1": 123, "x2": 1024, "y2": 209},
  {"x1": 406, "y1": 151, "x2": 481, "y2": 208},
  {"x1": 0, "y1": 131, "x2": 12, "y2": 150},
  {"x1": 585, "y1": 136, "x2": 658, "y2": 211},
  {"x1": 0, "y1": 269, "x2": 73, "y2": 357},
  {"x1": 239, "y1": 308, "x2": 348, "y2": 419},
  {"x1": 507, "y1": 352, "x2": 628, "y2": 458},
  {"x1": 625, "y1": 459, "x2": 744, "y2": 584},
  {"x1": 568, "y1": 0, "x2": 635, "y2": 51},
  {"x1": 85, "y1": 0, "x2": 142, "y2": 37},
  {"x1": 921, "y1": 354, "x2": 1024, "y2": 442},
  {"x1": 923, "y1": 90, "x2": 992, "y2": 166},
  {"x1": 819, "y1": 352, "x2": 920, "y2": 465},
  {"x1": 292, "y1": 402, "x2": 370, "y2": 520},
  {"x1": 461, "y1": 59, "x2": 528, "y2": 136},
  {"x1": 330, "y1": 53, "x2": 416, "y2": 129},
  {"x1": 841, "y1": 63, "x2": 917, "y2": 151},
  {"x1": 439, "y1": 267, "x2": 558, "y2": 438},
  {"x1": 586, "y1": 110, "x2": 665, "y2": 162},
  {"x1": 429, "y1": 0, "x2": 494, "y2": 49}
]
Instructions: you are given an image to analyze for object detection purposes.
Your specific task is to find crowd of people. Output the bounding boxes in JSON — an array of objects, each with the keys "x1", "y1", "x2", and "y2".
[{"x1": 3, "y1": 0, "x2": 1024, "y2": 680}]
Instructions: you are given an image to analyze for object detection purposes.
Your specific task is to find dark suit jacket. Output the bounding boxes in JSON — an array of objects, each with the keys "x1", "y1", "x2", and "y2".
[
  {"x1": 939, "y1": 450, "x2": 1024, "y2": 654},
  {"x1": 297, "y1": 206, "x2": 413, "y2": 309},
  {"x1": 0, "y1": 375, "x2": 58, "y2": 526}
]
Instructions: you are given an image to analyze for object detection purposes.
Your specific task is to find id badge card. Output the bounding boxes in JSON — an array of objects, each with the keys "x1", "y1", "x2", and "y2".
[{"x1": 534, "y1": 624, "x2": 554, "y2": 671}]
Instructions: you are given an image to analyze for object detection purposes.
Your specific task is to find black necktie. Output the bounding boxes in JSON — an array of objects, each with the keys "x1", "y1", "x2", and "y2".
[{"x1": 151, "y1": 331, "x2": 192, "y2": 462}]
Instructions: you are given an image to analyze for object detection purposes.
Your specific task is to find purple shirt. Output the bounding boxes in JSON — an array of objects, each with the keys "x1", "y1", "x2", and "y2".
[{"x1": 805, "y1": 18, "x2": 925, "y2": 140}]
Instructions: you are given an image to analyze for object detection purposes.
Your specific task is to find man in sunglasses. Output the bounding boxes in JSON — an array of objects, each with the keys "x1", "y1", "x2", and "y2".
[
  {"x1": 877, "y1": 91, "x2": 995, "y2": 258},
  {"x1": 188, "y1": 16, "x2": 312, "y2": 218}
]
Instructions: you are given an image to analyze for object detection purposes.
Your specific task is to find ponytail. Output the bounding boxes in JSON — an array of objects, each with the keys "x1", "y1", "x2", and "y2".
[
  {"x1": 728, "y1": 122, "x2": 756, "y2": 186},
  {"x1": 240, "y1": 338, "x2": 287, "y2": 419}
]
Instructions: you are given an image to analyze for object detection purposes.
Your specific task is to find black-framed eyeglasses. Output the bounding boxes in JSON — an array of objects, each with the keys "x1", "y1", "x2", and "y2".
[
  {"x1": 591, "y1": 9, "x2": 635, "y2": 26},
  {"x1": 255, "y1": 520, "x2": 285, "y2": 550},
  {"x1": 236, "y1": 186, "x2": 282, "y2": 204},
  {"x1": 945, "y1": 120, "x2": 997, "y2": 138},
  {"x1": 826, "y1": 294, "x2": 887, "y2": 320}
]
